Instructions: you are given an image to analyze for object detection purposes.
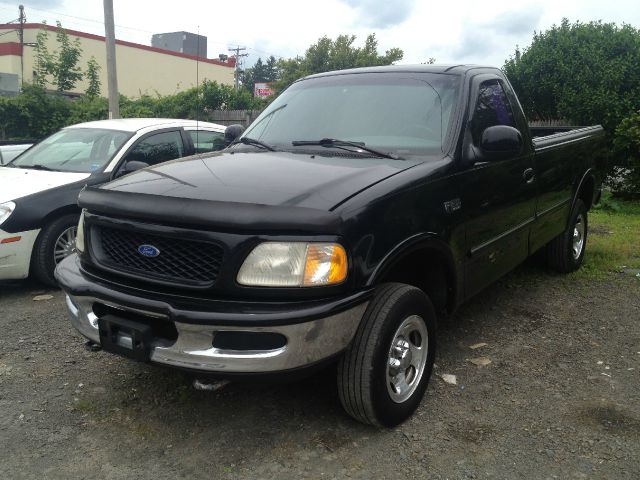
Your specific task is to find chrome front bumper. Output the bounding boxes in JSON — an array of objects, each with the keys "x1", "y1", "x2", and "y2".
[{"x1": 65, "y1": 294, "x2": 367, "y2": 373}]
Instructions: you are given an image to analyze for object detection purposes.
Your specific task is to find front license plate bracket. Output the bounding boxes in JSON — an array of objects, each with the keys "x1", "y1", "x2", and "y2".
[{"x1": 98, "y1": 314, "x2": 153, "y2": 362}]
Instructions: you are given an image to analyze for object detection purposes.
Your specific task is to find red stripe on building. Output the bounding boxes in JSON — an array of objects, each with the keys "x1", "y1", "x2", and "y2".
[
  {"x1": 0, "y1": 42, "x2": 21, "y2": 56},
  {"x1": 0, "y1": 23, "x2": 235, "y2": 67}
]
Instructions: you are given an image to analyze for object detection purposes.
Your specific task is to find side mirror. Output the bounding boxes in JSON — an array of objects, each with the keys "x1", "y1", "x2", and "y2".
[
  {"x1": 120, "y1": 160, "x2": 149, "y2": 176},
  {"x1": 480, "y1": 125, "x2": 523, "y2": 158},
  {"x1": 224, "y1": 124, "x2": 245, "y2": 146}
]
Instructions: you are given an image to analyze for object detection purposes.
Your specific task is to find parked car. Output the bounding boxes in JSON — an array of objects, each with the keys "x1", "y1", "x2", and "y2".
[
  {"x1": 55, "y1": 65, "x2": 605, "y2": 426},
  {"x1": 0, "y1": 143, "x2": 33, "y2": 165},
  {"x1": 0, "y1": 118, "x2": 226, "y2": 285}
]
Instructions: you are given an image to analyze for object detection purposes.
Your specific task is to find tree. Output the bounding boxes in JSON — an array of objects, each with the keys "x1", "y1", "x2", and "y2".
[
  {"x1": 33, "y1": 25, "x2": 54, "y2": 89},
  {"x1": 52, "y1": 21, "x2": 83, "y2": 91},
  {"x1": 274, "y1": 33, "x2": 403, "y2": 93},
  {"x1": 503, "y1": 19, "x2": 640, "y2": 196},
  {"x1": 85, "y1": 57, "x2": 101, "y2": 99},
  {"x1": 503, "y1": 19, "x2": 640, "y2": 131},
  {"x1": 241, "y1": 56, "x2": 279, "y2": 95}
]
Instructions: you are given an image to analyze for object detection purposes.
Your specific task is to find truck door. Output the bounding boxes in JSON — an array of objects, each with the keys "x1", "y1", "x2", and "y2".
[{"x1": 459, "y1": 75, "x2": 537, "y2": 298}]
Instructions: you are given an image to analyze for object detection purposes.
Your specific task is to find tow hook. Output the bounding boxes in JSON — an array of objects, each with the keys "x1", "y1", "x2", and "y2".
[{"x1": 193, "y1": 379, "x2": 230, "y2": 392}]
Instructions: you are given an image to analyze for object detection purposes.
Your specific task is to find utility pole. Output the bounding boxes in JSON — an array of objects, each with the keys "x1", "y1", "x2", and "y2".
[
  {"x1": 103, "y1": 0, "x2": 119, "y2": 118},
  {"x1": 227, "y1": 45, "x2": 248, "y2": 90},
  {"x1": 18, "y1": 5, "x2": 25, "y2": 84}
]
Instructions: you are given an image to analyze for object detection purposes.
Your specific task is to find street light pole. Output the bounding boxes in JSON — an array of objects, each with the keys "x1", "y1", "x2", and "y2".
[{"x1": 103, "y1": 0, "x2": 119, "y2": 119}]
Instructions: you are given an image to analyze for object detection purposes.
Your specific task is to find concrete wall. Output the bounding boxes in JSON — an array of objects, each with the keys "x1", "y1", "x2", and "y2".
[{"x1": 0, "y1": 24, "x2": 234, "y2": 97}]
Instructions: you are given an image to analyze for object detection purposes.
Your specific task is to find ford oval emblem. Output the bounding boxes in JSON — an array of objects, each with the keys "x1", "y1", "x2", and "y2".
[{"x1": 137, "y1": 244, "x2": 160, "y2": 258}]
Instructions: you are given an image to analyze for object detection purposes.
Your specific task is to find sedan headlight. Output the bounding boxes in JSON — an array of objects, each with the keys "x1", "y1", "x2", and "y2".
[
  {"x1": 0, "y1": 201, "x2": 16, "y2": 226},
  {"x1": 75, "y1": 210, "x2": 86, "y2": 253},
  {"x1": 237, "y1": 242, "x2": 348, "y2": 287}
]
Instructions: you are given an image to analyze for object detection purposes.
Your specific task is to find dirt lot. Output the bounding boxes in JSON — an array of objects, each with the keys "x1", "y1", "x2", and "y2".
[{"x1": 1, "y1": 264, "x2": 639, "y2": 480}]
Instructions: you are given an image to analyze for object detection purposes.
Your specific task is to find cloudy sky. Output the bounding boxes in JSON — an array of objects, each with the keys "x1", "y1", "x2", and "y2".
[{"x1": 1, "y1": 0, "x2": 639, "y2": 68}]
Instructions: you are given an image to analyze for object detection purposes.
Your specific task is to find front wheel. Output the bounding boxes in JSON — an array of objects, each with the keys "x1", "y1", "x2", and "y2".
[
  {"x1": 337, "y1": 283, "x2": 437, "y2": 427},
  {"x1": 547, "y1": 199, "x2": 588, "y2": 273},
  {"x1": 32, "y1": 214, "x2": 80, "y2": 286}
]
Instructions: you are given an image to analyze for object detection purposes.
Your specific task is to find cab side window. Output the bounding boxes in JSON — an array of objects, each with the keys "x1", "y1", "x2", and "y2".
[
  {"x1": 124, "y1": 131, "x2": 184, "y2": 166},
  {"x1": 470, "y1": 80, "x2": 516, "y2": 145},
  {"x1": 187, "y1": 130, "x2": 225, "y2": 153}
]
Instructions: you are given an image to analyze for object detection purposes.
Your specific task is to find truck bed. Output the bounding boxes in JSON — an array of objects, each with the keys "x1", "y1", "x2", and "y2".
[{"x1": 530, "y1": 125, "x2": 604, "y2": 150}]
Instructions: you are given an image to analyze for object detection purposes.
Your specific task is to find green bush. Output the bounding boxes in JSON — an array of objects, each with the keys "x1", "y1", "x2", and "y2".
[
  {"x1": 503, "y1": 19, "x2": 640, "y2": 197},
  {"x1": 0, "y1": 81, "x2": 264, "y2": 141},
  {"x1": 609, "y1": 111, "x2": 640, "y2": 198}
]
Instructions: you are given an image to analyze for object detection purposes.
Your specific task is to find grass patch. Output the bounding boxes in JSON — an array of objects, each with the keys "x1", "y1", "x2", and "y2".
[{"x1": 575, "y1": 193, "x2": 640, "y2": 279}]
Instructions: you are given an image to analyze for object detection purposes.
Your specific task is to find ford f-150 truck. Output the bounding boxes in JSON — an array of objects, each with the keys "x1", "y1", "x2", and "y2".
[{"x1": 55, "y1": 65, "x2": 605, "y2": 427}]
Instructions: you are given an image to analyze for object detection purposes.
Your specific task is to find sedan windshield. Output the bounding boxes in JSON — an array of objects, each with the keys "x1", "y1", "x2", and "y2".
[
  {"x1": 10, "y1": 128, "x2": 132, "y2": 173},
  {"x1": 243, "y1": 72, "x2": 461, "y2": 157}
]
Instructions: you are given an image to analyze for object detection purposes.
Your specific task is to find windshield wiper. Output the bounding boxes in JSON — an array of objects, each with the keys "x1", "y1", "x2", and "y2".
[
  {"x1": 230, "y1": 136, "x2": 276, "y2": 151},
  {"x1": 291, "y1": 138, "x2": 402, "y2": 160},
  {"x1": 12, "y1": 164, "x2": 56, "y2": 171}
]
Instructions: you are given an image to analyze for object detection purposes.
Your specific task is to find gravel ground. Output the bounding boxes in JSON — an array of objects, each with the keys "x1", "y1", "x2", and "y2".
[{"x1": 1, "y1": 265, "x2": 639, "y2": 480}]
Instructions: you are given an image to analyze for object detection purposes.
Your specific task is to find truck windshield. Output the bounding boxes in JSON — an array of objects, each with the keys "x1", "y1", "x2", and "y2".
[
  {"x1": 9, "y1": 128, "x2": 132, "y2": 173},
  {"x1": 243, "y1": 72, "x2": 461, "y2": 157}
]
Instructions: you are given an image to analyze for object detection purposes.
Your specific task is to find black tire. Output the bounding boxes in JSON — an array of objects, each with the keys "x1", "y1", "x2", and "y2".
[
  {"x1": 547, "y1": 199, "x2": 588, "y2": 273},
  {"x1": 337, "y1": 283, "x2": 437, "y2": 427},
  {"x1": 32, "y1": 214, "x2": 80, "y2": 287}
]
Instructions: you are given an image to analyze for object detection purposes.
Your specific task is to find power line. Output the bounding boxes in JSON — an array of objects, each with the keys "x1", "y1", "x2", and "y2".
[
  {"x1": 3, "y1": 4, "x2": 288, "y2": 63},
  {"x1": 228, "y1": 45, "x2": 248, "y2": 90}
]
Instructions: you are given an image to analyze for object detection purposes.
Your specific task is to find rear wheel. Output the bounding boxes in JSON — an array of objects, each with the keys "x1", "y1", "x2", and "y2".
[
  {"x1": 547, "y1": 199, "x2": 588, "y2": 273},
  {"x1": 337, "y1": 283, "x2": 437, "y2": 427},
  {"x1": 32, "y1": 214, "x2": 79, "y2": 286}
]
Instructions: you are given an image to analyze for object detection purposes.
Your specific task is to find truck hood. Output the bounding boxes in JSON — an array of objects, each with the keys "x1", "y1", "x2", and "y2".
[
  {"x1": 101, "y1": 150, "x2": 422, "y2": 210},
  {"x1": 0, "y1": 166, "x2": 89, "y2": 203}
]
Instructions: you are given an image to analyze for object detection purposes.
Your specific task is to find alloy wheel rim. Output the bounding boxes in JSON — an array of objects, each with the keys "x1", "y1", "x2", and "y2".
[
  {"x1": 572, "y1": 214, "x2": 585, "y2": 260},
  {"x1": 386, "y1": 315, "x2": 429, "y2": 403},
  {"x1": 53, "y1": 226, "x2": 77, "y2": 265}
]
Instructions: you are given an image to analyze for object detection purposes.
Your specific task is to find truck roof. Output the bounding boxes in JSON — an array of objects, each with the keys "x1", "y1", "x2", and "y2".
[
  {"x1": 64, "y1": 118, "x2": 225, "y2": 133},
  {"x1": 302, "y1": 64, "x2": 500, "y2": 81}
]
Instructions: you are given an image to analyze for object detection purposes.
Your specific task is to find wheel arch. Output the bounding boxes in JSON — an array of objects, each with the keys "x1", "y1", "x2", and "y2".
[
  {"x1": 367, "y1": 233, "x2": 460, "y2": 316},
  {"x1": 573, "y1": 168, "x2": 597, "y2": 211},
  {"x1": 39, "y1": 204, "x2": 81, "y2": 229},
  {"x1": 31, "y1": 205, "x2": 81, "y2": 261}
]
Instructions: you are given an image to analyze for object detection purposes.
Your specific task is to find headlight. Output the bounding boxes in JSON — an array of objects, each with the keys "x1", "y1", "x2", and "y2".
[
  {"x1": 0, "y1": 201, "x2": 16, "y2": 226},
  {"x1": 75, "y1": 210, "x2": 86, "y2": 253},
  {"x1": 237, "y1": 242, "x2": 348, "y2": 287}
]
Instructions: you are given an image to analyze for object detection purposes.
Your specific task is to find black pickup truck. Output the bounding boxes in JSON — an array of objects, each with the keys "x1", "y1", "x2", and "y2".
[{"x1": 56, "y1": 65, "x2": 605, "y2": 427}]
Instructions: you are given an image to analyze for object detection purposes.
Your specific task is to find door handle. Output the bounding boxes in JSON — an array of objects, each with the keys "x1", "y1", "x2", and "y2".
[{"x1": 523, "y1": 168, "x2": 535, "y2": 184}]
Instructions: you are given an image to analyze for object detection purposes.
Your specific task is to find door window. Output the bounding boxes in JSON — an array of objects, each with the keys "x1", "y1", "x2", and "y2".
[
  {"x1": 123, "y1": 131, "x2": 184, "y2": 166},
  {"x1": 187, "y1": 130, "x2": 225, "y2": 153},
  {"x1": 470, "y1": 80, "x2": 516, "y2": 145}
]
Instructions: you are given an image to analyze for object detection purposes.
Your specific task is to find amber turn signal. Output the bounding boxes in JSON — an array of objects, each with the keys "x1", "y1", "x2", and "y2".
[{"x1": 303, "y1": 243, "x2": 348, "y2": 286}]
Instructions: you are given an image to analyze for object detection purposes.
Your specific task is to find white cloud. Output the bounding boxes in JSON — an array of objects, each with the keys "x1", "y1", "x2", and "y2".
[{"x1": 2, "y1": 0, "x2": 639, "y2": 70}]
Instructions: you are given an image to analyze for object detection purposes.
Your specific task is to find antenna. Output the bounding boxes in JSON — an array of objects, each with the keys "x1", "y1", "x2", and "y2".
[{"x1": 195, "y1": 26, "x2": 200, "y2": 147}]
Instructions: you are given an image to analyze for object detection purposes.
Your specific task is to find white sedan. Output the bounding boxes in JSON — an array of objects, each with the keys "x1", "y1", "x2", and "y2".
[{"x1": 0, "y1": 118, "x2": 226, "y2": 285}]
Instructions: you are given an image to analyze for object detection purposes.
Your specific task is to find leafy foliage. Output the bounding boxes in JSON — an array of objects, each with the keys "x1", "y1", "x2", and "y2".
[
  {"x1": 503, "y1": 19, "x2": 640, "y2": 130},
  {"x1": 32, "y1": 22, "x2": 84, "y2": 92},
  {"x1": 33, "y1": 26, "x2": 54, "y2": 89},
  {"x1": 0, "y1": 81, "x2": 262, "y2": 140},
  {"x1": 53, "y1": 21, "x2": 83, "y2": 91},
  {"x1": 503, "y1": 19, "x2": 640, "y2": 196},
  {"x1": 273, "y1": 33, "x2": 403, "y2": 93},
  {"x1": 85, "y1": 57, "x2": 101, "y2": 99},
  {"x1": 609, "y1": 111, "x2": 640, "y2": 198},
  {"x1": 0, "y1": 84, "x2": 70, "y2": 139},
  {"x1": 240, "y1": 56, "x2": 279, "y2": 94}
]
